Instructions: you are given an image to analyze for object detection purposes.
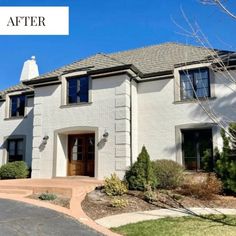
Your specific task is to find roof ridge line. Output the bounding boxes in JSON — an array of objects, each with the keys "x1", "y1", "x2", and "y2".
[
  {"x1": 108, "y1": 42, "x2": 224, "y2": 56},
  {"x1": 32, "y1": 53, "x2": 103, "y2": 80}
]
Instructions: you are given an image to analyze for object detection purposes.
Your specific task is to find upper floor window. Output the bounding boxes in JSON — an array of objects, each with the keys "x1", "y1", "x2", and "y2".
[
  {"x1": 10, "y1": 95, "x2": 26, "y2": 117},
  {"x1": 67, "y1": 77, "x2": 89, "y2": 104},
  {"x1": 180, "y1": 68, "x2": 210, "y2": 100}
]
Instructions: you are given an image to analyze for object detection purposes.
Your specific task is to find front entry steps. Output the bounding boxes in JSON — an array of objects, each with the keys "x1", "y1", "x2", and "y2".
[
  {"x1": 54, "y1": 176, "x2": 96, "y2": 180},
  {"x1": 0, "y1": 188, "x2": 32, "y2": 196}
]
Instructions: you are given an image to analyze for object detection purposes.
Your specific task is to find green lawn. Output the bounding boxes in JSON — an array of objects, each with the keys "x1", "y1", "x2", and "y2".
[{"x1": 112, "y1": 215, "x2": 236, "y2": 236}]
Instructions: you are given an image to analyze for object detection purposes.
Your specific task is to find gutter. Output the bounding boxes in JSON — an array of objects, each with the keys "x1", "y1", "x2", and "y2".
[
  {"x1": 23, "y1": 77, "x2": 59, "y2": 86},
  {"x1": 23, "y1": 63, "x2": 175, "y2": 88}
]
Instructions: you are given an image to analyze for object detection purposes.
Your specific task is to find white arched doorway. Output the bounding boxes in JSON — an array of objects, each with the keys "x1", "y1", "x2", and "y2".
[{"x1": 52, "y1": 126, "x2": 99, "y2": 178}]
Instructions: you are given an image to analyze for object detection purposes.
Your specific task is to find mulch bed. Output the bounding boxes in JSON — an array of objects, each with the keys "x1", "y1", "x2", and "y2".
[
  {"x1": 82, "y1": 190, "x2": 156, "y2": 220},
  {"x1": 28, "y1": 194, "x2": 70, "y2": 209},
  {"x1": 81, "y1": 188, "x2": 236, "y2": 220}
]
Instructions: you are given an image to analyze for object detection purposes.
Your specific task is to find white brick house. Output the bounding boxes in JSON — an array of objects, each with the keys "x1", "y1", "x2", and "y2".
[{"x1": 0, "y1": 42, "x2": 235, "y2": 179}]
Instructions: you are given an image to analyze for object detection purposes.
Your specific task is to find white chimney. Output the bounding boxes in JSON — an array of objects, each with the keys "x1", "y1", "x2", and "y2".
[{"x1": 20, "y1": 56, "x2": 39, "y2": 82}]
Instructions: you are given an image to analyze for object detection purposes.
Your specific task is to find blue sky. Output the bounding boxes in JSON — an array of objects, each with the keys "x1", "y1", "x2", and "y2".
[{"x1": 0, "y1": 0, "x2": 235, "y2": 90}]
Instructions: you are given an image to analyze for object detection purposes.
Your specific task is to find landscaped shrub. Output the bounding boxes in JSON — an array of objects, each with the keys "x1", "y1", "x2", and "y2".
[
  {"x1": 143, "y1": 185, "x2": 157, "y2": 203},
  {"x1": 202, "y1": 149, "x2": 213, "y2": 172},
  {"x1": 110, "y1": 197, "x2": 128, "y2": 208},
  {"x1": 215, "y1": 123, "x2": 236, "y2": 193},
  {"x1": 39, "y1": 192, "x2": 57, "y2": 201},
  {"x1": 125, "y1": 146, "x2": 157, "y2": 191},
  {"x1": 0, "y1": 161, "x2": 29, "y2": 179},
  {"x1": 104, "y1": 173, "x2": 127, "y2": 196},
  {"x1": 153, "y1": 160, "x2": 184, "y2": 189},
  {"x1": 180, "y1": 173, "x2": 222, "y2": 200}
]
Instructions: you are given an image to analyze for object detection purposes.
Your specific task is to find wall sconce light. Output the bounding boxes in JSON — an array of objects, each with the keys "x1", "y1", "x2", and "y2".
[
  {"x1": 39, "y1": 135, "x2": 49, "y2": 152},
  {"x1": 103, "y1": 131, "x2": 109, "y2": 142},
  {"x1": 42, "y1": 135, "x2": 49, "y2": 145}
]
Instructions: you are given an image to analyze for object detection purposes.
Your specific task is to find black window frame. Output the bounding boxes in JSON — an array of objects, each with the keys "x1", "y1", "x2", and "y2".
[
  {"x1": 7, "y1": 138, "x2": 25, "y2": 162},
  {"x1": 179, "y1": 67, "x2": 211, "y2": 101},
  {"x1": 182, "y1": 129, "x2": 214, "y2": 171},
  {"x1": 10, "y1": 95, "x2": 26, "y2": 118},
  {"x1": 67, "y1": 76, "x2": 89, "y2": 104}
]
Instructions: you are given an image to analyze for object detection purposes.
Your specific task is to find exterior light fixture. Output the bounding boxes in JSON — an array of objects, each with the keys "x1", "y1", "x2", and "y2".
[
  {"x1": 103, "y1": 131, "x2": 109, "y2": 142},
  {"x1": 42, "y1": 135, "x2": 49, "y2": 145}
]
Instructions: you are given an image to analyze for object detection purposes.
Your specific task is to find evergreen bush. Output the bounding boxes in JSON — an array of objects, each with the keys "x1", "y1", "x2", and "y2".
[
  {"x1": 215, "y1": 123, "x2": 236, "y2": 193},
  {"x1": 125, "y1": 146, "x2": 157, "y2": 191},
  {"x1": 202, "y1": 149, "x2": 213, "y2": 172}
]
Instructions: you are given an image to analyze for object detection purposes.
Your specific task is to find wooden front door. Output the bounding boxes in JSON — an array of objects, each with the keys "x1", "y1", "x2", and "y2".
[{"x1": 68, "y1": 134, "x2": 95, "y2": 177}]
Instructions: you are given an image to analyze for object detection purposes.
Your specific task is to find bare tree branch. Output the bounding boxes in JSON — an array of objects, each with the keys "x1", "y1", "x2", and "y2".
[
  {"x1": 172, "y1": 7, "x2": 236, "y2": 142},
  {"x1": 200, "y1": 0, "x2": 236, "y2": 20}
]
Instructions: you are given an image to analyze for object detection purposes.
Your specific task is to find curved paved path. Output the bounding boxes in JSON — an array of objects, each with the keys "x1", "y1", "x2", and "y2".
[
  {"x1": 0, "y1": 199, "x2": 102, "y2": 236},
  {"x1": 96, "y1": 207, "x2": 236, "y2": 228}
]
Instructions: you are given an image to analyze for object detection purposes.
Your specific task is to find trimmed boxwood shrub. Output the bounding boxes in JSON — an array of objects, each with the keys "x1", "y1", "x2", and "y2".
[
  {"x1": 0, "y1": 161, "x2": 29, "y2": 179},
  {"x1": 153, "y1": 160, "x2": 184, "y2": 189},
  {"x1": 125, "y1": 146, "x2": 157, "y2": 191}
]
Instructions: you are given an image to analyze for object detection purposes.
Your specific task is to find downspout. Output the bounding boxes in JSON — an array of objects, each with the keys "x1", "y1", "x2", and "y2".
[
  {"x1": 129, "y1": 73, "x2": 140, "y2": 167},
  {"x1": 129, "y1": 77, "x2": 133, "y2": 166}
]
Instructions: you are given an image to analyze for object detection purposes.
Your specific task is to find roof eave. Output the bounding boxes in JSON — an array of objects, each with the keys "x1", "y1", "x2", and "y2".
[
  {"x1": 23, "y1": 77, "x2": 59, "y2": 86},
  {"x1": 24, "y1": 64, "x2": 136, "y2": 86}
]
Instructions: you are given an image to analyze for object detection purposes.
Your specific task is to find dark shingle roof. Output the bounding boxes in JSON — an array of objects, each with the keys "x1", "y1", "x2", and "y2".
[
  {"x1": 0, "y1": 54, "x2": 124, "y2": 97},
  {"x1": 110, "y1": 42, "x2": 216, "y2": 75},
  {"x1": 35, "y1": 42, "x2": 220, "y2": 81},
  {"x1": 0, "y1": 42, "x2": 230, "y2": 96},
  {"x1": 32, "y1": 53, "x2": 126, "y2": 80},
  {"x1": 0, "y1": 83, "x2": 32, "y2": 99}
]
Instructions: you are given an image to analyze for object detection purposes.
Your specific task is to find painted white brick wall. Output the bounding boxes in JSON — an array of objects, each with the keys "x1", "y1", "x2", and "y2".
[
  {"x1": 138, "y1": 70, "x2": 236, "y2": 161},
  {"x1": 31, "y1": 74, "x2": 131, "y2": 179},
  {"x1": 1, "y1": 68, "x2": 235, "y2": 180},
  {"x1": 0, "y1": 97, "x2": 34, "y2": 167}
]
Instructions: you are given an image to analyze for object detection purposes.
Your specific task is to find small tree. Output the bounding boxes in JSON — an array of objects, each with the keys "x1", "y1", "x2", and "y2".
[
  {"x1": 125, "y1": 146, "x2": 157, "y2": 191},
  {"x1": 215, "y1": 123, "x2": 236, "y2": 193}
]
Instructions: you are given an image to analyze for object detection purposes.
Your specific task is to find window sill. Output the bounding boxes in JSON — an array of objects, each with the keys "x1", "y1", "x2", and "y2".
[
  {"x1": 4, "y1": 116, "x2": 27, "y2": 121},
  {"x1": 173, "y1": 97, "x2": 216, "y2": 104},
  {"x1": 60, "y1": 102, "x2": 92, "y2": 108}
]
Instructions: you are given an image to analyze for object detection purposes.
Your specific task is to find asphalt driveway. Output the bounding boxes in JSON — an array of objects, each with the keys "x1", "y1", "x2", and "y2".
[{"x1": 0, "y1": 199, "x2": 102, "y2": 236}]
